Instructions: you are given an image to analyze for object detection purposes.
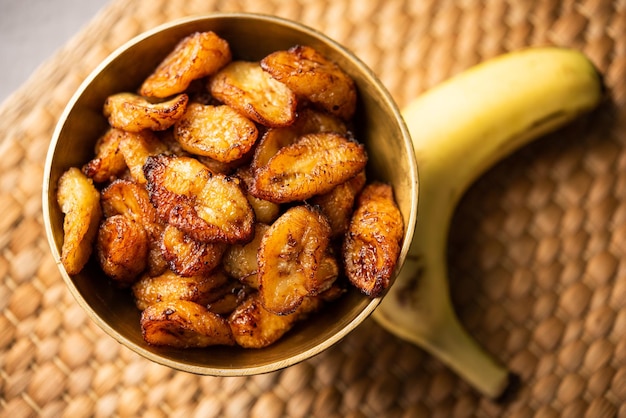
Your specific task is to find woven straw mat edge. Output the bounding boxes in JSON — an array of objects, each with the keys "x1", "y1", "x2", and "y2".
[{"x1": 1, "y1": 0, "x2": 626, "y2": 417}]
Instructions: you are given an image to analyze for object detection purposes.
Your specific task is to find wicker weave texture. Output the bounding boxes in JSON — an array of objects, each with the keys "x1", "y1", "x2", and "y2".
[{"x1": 1, "y1": 0, "x2": 626, "y2": 417}]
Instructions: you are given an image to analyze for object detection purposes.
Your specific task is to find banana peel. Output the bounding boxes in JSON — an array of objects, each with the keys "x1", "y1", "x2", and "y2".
[{"x1": 373, "y1": 47, "x2": 603, "y2": 398}]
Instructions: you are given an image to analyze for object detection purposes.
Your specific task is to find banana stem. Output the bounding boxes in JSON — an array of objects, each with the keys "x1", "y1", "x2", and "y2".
[{"x1": 421, "y1": 308, "x2": 510, "y2": 399}]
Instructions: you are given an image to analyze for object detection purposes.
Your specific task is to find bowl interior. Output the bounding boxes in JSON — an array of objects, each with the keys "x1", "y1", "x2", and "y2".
[{"x1": 43, "y1": 13, "x2": 418, "y2": 375}]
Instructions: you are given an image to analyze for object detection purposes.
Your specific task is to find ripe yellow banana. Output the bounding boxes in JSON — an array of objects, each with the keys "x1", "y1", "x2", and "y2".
[{"x1": 373, "y1": 47, "x2": 603, "y2": 398}]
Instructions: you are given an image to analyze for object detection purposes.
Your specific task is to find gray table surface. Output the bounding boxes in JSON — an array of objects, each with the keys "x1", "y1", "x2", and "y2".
[{"x1": 0, "y1": 0, "x2": 109, "y2": 103}]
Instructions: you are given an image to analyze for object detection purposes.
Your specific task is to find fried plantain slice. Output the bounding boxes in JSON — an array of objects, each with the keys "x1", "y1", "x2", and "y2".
[
  {"x1": 295, "y1": 107, "x2": 349, "y2": 136},
  {"x1": 57, "y1": 167, "x2": 103, "y2": 275},
  {"x1": 101, "y1": 179, "x2": 158, "y2": 224},
  {"x1": 139, "y1": 31, "x2": 232, "y2": 98},
  {"x1": 144, "y1": 240, "x2": 169, "y2": 278},
  {"x1": 119, "y1": 130, "x2": 170, "y2": 167},
  {"x1": 160, "y1": 127, "x2": 250, "y2": 174},
  {"x1": 224, "y1": 222, "x2": 338, "y2": 295},
  {"x1": 174, "y1": 102, "x2": 258, "y2": 162},
  {"x1": 206, "y1": 281, "x2": 254, "y2": 316},
  {"x1": 82, "y1": 128, "x2": 127, "y2": 183},
  {"x1": 342, "y1": 182, "x2": 404, "y2": 298},
  {"x1": 228, "y1": 293, "x2": 322, "y2": 348},
  {"x1": 196, "y1": 154, "x2": 251, "y2": 176},
  {"x1": 132, "y1": 269, "x2": 230, "y2": 311},
  {"x1": 208, "y1": 61, "x2": 297, "y2": 128},
  {"x1": 158, "y1": 128, "x2": 190, "y2": 157},
  {"x1": 250, "y1": 107, "x2": 348, "y2": 171},
  {"x1": 314, "y1": 253, "x2": 341, "y2": 295},
  {"x1": 117, "y1": 129, "x2": 170, "y2": 184},
  {"x1": 311, "y1": 170, "x2": 367, "y2": 238},
  {"x1": 160, "y1": 224, "x2": 226, "y2": 277},
  {"x1": 222, "y1": 223, "x2": 270, "y2": 289},
  {"x1": 141, "y1": 300, "x2": 235, "y2": 348},
  {"x1": 252, "y1": 132, "x2": 368, "y2": 203},
  {"x1": 258, "y1": 205, "x2": 331, "y2": 315},
  {"x1": 236, "y1": 167, "x2": 281, "y2": 224},
  {"x1": 96, "y1": 214, "x2": 149, "y2": 286},
  {"x1": 103, "y1": 92, "x2": 188, "y2": 132},
  {"x1": 261, "y1": 45, "x2": 357, "y2": 120},
  {"x1": 100, "y1": 179, "x2": 168, "y2": 276},
  {"x1": 144, "y1": 154, "x2": 254, "y2": 243}
]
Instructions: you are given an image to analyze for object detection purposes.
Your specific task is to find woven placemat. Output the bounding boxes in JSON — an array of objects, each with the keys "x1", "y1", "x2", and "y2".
[{"x1": 1, "y1": 0, "x2": 626, "y2": 416}]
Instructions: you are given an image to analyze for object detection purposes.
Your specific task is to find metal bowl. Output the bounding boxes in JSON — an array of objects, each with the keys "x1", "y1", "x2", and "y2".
[{"x1": 42, "y1": 13, "x2": 418, "y2": 375}]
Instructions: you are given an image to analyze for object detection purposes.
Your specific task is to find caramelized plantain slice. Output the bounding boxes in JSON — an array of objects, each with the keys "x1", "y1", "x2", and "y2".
[
  {"x1": 261, "y1": 45, "x2": 357, "y2": 120},
  {"x1": 101, "y1": 179, "x2": 158, "y2": 224},
  {"x1": 222, "y1": 223, "x2": 270, "y2": 289},
  {"x1": 250, "y1": 107, "x2": 348, "y2": 171},
  {"x1": 117, "y1": 129, "x2": 169, "y2": 184},
  {"x1": 236, "y1": 167, "x2": 281, "y2": 224},
  {"x1": 57, "y1": 168, "x2": 103, "y2": 275},
  {"x1": 196, "y1": 154, "x2": 250, "y2": 176},
  {"x1": 161, "y1": 123, "x2": 250, "y2": 175},
  {"x1": 96, "y1": 214, "x2": 148, "y2": 286},
  {"x1": 144, "y1": 154, "x2": 254, "y2": 243},
  {"x1": 132, "y1": 269, "x2": 230, "y2": 311},
  {"x1": 174, "y1": 102, "x2": 258, "y2": 162},
  {"x1": 141, "y1": 300, "x2": 235, "y2": 348},
  {"x1": 82, "y1": 128, "x2": 127, "y2": 183},
  {"x1": 228, "y1": 293, "x2": 322, "y2": 348},
  {"x1": 145, "y1": 240, "x2": 169, "y2": 278},
  {"x1": 100, "y1": 179, "x2": 168, "y2": 276},
  {"x1": 311, "y1": 170, "x2": 367, "y2": 238},
  {"x1": 252, "y1": 132, "x2": 368, "y2": 203},
  {"x1": 258, "y1": 205, "x2": 331, "y2": 315},
  {"x1": 314, "y1": 253, "x2": 341, "y2": 295},
  {"x1": 342, "y1": 182, "x2": 404, "y2": 297},
  {"x1": 140, "y1": 31, "x2": 232, "y2": 98},
  {"x1": 158, "y1": 128, "x2": 190, "y2": 157},
  {"x1": 206, "y1": 281, "x2": 254, "y2": 316},
  {"x1": 103, "y1": 92, "x2": 188, "y2": 132},
  {"x1": 246, "y1": 192, "x2": 281, "y2": 226},
  {"x1": 295, "y1": 107, "x2": 349, "y2": 136},
  {"x1": 160, "y1": 224, "x2": 226, "y2": 277},
  {"x1": 208, "y1": 61, "x2": 297, "y2": 128}
]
